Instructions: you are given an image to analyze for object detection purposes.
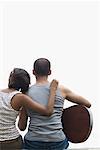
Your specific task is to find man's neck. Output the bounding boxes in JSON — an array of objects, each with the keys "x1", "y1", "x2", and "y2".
[{"x1": 35, "y1": 76, "x2": 49, "y2": 85}]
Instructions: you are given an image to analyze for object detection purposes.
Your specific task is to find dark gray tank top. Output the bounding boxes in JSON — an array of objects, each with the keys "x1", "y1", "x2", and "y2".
[{"x1": 25, "y1": 83, "x2": 66, "y2": 142}]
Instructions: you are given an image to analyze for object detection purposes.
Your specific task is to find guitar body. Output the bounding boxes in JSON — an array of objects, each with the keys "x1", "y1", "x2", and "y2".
[{"x1": 62, "y1": 105, "x2": 93, "y2": 143}]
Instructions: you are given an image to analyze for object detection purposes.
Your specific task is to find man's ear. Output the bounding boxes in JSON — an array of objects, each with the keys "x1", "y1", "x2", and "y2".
[{"x1": 48, "y1": 70, "x2": 51, "y2": 75}]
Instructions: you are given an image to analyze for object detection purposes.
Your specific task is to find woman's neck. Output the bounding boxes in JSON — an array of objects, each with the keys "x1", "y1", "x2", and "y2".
[{"x1": 1, "y1": 88, "x2": 15, "y2": 93}]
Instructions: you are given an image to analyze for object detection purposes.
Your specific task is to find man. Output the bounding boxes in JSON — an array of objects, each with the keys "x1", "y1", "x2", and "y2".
[{"x1": 21, "y1": 58, "x2": 91, "y2": 150}]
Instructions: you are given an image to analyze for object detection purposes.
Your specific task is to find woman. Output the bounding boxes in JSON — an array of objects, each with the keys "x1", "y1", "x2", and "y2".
[{"x1": 0, "y1": 68, "x2": 58, "y2": 149}]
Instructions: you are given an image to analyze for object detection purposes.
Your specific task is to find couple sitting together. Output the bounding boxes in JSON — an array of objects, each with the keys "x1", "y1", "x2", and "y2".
[{"x1": 0, "y1": 58, "x2": 91, "y2": 150}]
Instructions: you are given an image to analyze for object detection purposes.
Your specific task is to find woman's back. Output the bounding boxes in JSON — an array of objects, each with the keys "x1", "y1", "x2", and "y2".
[{"x1": 0, "y1": 90, "x2": 20, "y2": 141}]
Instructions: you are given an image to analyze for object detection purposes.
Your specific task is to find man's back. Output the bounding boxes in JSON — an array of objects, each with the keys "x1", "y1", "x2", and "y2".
[
  {"x1": 25, "y1": 83, "x2": 66, "y2": 142},
  {"x1": 23, "y1": 58, "x2": 91, "y2": 150}
]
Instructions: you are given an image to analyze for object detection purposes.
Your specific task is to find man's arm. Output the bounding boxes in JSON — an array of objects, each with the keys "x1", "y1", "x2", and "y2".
[
  {"x1": 59, "y1": 85, "x2": 91, "y2": 108},
  {"x1": 18, "y1": 107, "x2": 28, "y2": 131}
]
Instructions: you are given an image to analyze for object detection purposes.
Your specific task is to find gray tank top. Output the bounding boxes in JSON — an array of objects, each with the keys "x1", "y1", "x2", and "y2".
[{"x1": 25, "y1": 83, "x2": 66, "y2": 142}]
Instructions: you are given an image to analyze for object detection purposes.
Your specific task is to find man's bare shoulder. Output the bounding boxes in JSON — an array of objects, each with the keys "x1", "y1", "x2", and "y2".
[
  {"x1": 58, "y1": 84, "x2": 71, "y2": 98},
  {"x1": 59, "y1": 84, "x2": 71, "y2": 92}
]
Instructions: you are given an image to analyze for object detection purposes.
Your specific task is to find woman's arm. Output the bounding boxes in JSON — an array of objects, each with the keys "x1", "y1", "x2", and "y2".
[{"x1": 11, "y1": 79, "x2": 58, "y2": 116}]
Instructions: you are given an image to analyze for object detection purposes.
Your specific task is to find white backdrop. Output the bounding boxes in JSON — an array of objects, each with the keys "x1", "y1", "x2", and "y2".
[{"x1": 0, "y1": 0, "x2": 100, "y2": 149}]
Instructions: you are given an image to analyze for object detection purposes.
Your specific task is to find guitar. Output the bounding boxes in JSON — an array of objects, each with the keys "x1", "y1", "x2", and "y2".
[{"x1": 62, "y1": 104, "x2": 93, "y2": 143}]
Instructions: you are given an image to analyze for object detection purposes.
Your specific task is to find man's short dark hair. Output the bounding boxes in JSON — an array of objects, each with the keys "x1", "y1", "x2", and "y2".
[{"x1": 33, "y1": 58, "x2": 51, "y2": 76}]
